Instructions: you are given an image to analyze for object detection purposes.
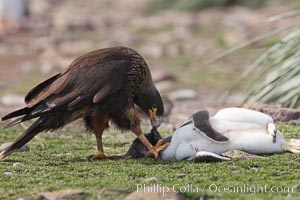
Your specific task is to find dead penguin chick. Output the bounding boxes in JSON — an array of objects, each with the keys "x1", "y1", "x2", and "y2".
[{"x1": 161, "y1": 108, "x2": 300, "y2": 161}]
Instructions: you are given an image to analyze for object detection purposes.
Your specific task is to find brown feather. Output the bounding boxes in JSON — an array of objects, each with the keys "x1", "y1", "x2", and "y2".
[
  {"x1": 93, "y1": 84, "x2": 113, "y2": 103},
  {"x1": 25, "y1": 73, "x2": 61, "y2": 104},
  {"x1": 26, "y1": 74, "x2": 71, "y2": 108}
]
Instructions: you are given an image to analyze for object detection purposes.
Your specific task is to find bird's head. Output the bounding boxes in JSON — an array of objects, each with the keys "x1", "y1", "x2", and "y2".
[
  {"x1": 134, "y1": 89, "x2": 164, "y2": 128},
  {"x1": 148, "y1": 106, "x2": 161, "y2": 128}
]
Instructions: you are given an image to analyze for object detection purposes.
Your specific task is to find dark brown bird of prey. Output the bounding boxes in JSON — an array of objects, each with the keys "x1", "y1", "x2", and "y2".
[{"x1": 0, "y1": 46, "x2": 169, "y2": 160}]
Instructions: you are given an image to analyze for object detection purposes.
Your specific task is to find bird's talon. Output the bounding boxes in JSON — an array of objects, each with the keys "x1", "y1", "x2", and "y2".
[
  {"x1": 88, "y1": 153, "x2": 124, "y2": 161},
  {"x1": 87, "y1": 155, "x2": 96, "y2": 162},
  {"x1": 87, "y1": 152, "x2": 107, "y2": 162},
  {"x1": 146, "y1": 149, "x2": 159, "y2": 159},
  {"x1": 146, "y1": 141, "x2": 170, "y2": 159},
  {"x1": 155, "y1": 139, "x2": 163, "y2": 147}
]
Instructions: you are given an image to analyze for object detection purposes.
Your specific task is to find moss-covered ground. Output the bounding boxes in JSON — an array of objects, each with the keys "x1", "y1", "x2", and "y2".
[{"x1": 0, "y1": 121, "x2": 299, "y2": 199}]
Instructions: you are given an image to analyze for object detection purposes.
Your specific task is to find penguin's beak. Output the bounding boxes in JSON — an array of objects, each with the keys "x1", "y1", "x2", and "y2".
[{"x1": 149, "y1": 108, "x2": 161, "y2": 128}]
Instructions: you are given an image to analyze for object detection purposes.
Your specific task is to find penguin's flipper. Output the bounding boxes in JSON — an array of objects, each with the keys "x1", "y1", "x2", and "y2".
[
  {"x1": 187, "y1": 151, "x2": 231, "y2": 162},
  {"x1": 192, "y1": 110, "x2": 229, "y2": 142}
]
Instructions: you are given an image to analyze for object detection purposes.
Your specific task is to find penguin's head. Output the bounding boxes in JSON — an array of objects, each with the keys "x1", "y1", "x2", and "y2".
[{"x1": 125, "y1": 128, "x2": 171, "y2": 158}]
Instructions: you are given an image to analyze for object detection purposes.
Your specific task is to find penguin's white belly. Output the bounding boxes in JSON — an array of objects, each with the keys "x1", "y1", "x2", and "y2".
[
  {"x1": 210, "y1": 118, "x2": 284, "y2": 153},
  {"x1": 161, "y1": 119, "x2": 285, "y2": 161}
]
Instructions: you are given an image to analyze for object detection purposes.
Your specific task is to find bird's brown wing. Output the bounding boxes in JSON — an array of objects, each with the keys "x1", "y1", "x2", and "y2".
[
  {"x1": 25, "y1": 54, "x2": 131, "y2": 113},
  {"x1": 25, "y1": 73, "x2": 62, "y2": 104}
]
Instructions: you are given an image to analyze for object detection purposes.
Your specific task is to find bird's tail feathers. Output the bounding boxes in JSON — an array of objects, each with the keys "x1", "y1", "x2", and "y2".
[
  {"x1": 0, "y1": 118, "x2": 45, "y2": 160},
  {"x1": 1, "y1": 107, "x2": 29, "y2": 121},
  {"x1": 2, "y1": 106, "x2": 48, "y2": 128},
  {"x1": 3, "y1": 116, "x2": 26, "y2": 128}
]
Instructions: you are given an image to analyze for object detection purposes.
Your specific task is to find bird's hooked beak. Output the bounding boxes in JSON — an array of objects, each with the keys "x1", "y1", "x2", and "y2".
[{"x1": 149, "y1": 107, "x2": 161, "y2": 128}]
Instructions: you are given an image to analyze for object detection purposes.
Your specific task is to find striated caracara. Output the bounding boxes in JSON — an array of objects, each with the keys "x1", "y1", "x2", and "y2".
[{"x1": 0, "y1": 46, "x2": 169, "y2": 160}]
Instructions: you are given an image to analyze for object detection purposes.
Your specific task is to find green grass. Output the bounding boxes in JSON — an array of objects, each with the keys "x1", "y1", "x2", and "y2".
[
  {"x1": 0, "y1": 121, "x2": 300, "y2": 199},
  {"x1": 145, "y1": 0, "x2": 266, "y2": 14}
]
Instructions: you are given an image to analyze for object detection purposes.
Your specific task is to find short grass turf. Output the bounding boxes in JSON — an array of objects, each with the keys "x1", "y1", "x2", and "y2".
[{"x1": 0, "y1": 121, "x2": 299, "y2": 200}]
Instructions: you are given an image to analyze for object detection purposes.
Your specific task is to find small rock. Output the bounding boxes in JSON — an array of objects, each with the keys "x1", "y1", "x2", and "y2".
[
  {"x1": 247, "y1": 167, "x2": 259, "y2": 172},
  {"x1": 243, "y1": 102, "x2": 300, "y2": 122},
  {"x1": 38, "y1": 189, "x2": 84, "y2": 200},
  {"x1": 222, "y1": 150, "x2": 261, "y2": 160},
  {"x1": 0, "y1": 142, "x2": 30, "y2": 152},
  {"x1": 4, "y1": 172, "x2": 14, "y2": 176},
  {"x1": 155, "y1": 81, "x2": 174, "y2": 92},
  {"x1": 169, "y1": 89, "x2": 198, "y2": 101},
  {"x1": 141, "y1": 44, "x2": 163, "y2": 58},
  {"x1": 176, "y1": 173, "x2": 185, "y2": 178},
  {"x1": 19, "y1": 144, "x2": 30, "y2": 152},
  {"x1": 0, "y1": 143, "x2": 12, "y2": 151},
  {"x1": 152, "y1": 70, "x2": 176, "y2": 83},
  {"x1": 97, "y1": 187, "x2": 127, "y2": 200},
  {"x1": 13, "y1": 162, "x2": 24, "y2": 167},
  {"x1": 144, "y1": 177, "x2": 163, "y2": 184},
  {"x1": 1, "y1": 94, "x2": 24, "y2": 106},
  {"x1": 162, "y1": 96, "x2": 173, "y2": 119}
]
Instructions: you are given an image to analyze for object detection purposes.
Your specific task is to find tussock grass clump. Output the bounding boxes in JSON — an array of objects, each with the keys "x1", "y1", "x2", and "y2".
[
  {"x1": 243, "y1": 26, "x2": 300, "y2": 108},
  {"x1": 145, "y1": 0, "x2": 265, "y2": 13}
]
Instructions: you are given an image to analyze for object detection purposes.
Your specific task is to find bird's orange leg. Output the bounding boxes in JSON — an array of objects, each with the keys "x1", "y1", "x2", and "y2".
[
  {"x1": 90, "y1": 115, "x2": 113, "y2": 161},
  {"x1": 148, "y1": 139, "x2": 170, "y2": 157},
  {"x1": 90, "y1": 115, "x2": 122, "y2": 161},
  {"x1": 92, "y1": 127, "x2": 106, "y2": 160}
]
